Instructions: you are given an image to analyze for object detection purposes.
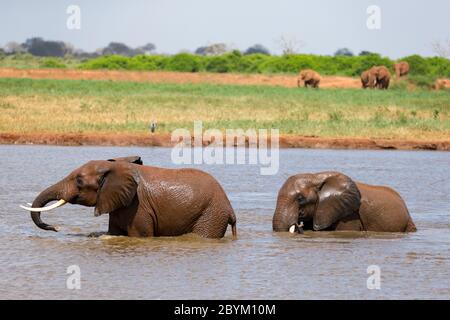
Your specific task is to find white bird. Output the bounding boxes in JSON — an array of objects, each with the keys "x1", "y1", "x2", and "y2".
[{"x1": 149, "y1": 120, "x2": 157, "y2": 133}]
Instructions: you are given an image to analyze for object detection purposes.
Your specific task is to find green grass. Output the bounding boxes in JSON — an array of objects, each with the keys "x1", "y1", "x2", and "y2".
[
  {"x1": 0, "y1": 78, "x2": 449, "y2": 140},
  {"x1": 0, "y1": 53, "x2": 81, "y2": 69}
]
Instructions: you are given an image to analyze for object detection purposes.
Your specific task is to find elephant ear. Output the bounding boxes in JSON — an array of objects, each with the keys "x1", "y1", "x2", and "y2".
[
  {"x1": 313, "y1": 173, "x2": 361, "y2": 230},
  {"x1": 107, "y1": 156, "x2": 143, "y2": 165},
  {"x1": 95, "y1": 162, "x2": 139, "y2": 216}
]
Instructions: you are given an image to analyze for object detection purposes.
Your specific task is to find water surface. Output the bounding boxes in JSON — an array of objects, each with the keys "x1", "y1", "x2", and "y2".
[{"x1": 0, "y1": 146, "x2": 449, "y2": 299}]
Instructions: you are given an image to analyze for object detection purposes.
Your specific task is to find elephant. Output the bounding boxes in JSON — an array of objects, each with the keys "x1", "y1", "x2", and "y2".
[
  {"x1": 361, "y1": 70, "x2": 376, "y2": 89},
  {"x1": 371, "y1": 66, "x2": 391, "y2": 89},
  {"x1": 394, "y1": 61, "x2": 410, "y2": 78},
  {"x1": 21, "y1": 156, "x2": 237, "y2": 239},
  {"x1": 272, "y1": 171, "x2": 416, "y2": 233},
  {"x1": 297, "y1": 69, "x2": 321, "y2": 88}
]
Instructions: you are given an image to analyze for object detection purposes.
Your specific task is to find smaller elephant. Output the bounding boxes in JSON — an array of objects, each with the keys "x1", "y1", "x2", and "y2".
[
  {"x1": 433, "y1": 79, "x2": 450, "y2": 90},
  {"x1": 297, "y1": 69, "x2": 321, "y2": 88},
  {"x1": 394, "y1": 61, "x2": 410, "y2": 78},
  {"x1": 361, "y1": 70, "x2": 376, "y2": 89},
  {"x1": 371, "y1": 66, "x2": 391, "y2": 89},
  {"x1": 273, "y1": 171, "x2": 416, "y2": 233},
  {"x1": 21, "y1": 156, "x2": 237, "y2": 239}
]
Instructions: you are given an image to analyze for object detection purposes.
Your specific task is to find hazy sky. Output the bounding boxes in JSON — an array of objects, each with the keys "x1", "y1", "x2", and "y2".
[{"x1": 1, "y1": 0, "x2": 449, "y2": 58}]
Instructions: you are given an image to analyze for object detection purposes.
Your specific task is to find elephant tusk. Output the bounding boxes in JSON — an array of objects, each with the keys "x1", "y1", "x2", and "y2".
[
  {"x1": 289, "y1": 225, "x2": 296, "y2": 233},
  {"x1": 20, "y1": 199, "x2": 67, "y2": 212}
]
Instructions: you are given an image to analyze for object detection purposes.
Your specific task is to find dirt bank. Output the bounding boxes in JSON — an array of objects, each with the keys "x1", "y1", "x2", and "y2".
[
  {"x1": 1, "y1": 67, "x2": 449, "y2": 89},
  {"x1": 0, "y1": 67, "x2": 362, "y2": 88},
  {"x1": 1, "y1": 132, "x2": 448, "y2": 151}
]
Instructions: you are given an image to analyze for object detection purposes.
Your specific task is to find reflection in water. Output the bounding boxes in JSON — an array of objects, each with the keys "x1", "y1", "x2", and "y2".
[{"x1": 0, "y1": 146, "x2": 449, "y2": 299}]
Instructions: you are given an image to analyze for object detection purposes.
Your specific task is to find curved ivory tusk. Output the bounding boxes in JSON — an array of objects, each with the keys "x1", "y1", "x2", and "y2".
[
  {"x1": 289, "y1": 225, "x2": 296, "y2": 233},
  {"x1": 20, "y1": 199, "x2": 67, "y2": 212}
]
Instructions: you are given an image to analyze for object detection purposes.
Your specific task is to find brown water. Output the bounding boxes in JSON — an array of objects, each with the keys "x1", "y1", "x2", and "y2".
[{"x1": 0, "y1": 146, "x2": 449, "y2": 299}]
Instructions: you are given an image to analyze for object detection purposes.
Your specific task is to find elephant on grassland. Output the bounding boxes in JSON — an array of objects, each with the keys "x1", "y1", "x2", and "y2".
[
  {"x1": 364, "y1": 66, "x2": 391, "y2": 89},
  {"x1": 297, "y1": 69, "x2": 321, "y2": 88},
  {"x1": 361, "y1": 70, "x2": 376, "y2": 89},
  {"x1": 394, "y1": 61, "x2": 410, "y2": 78},
  {"x1": 273, "y1": 171, "x2": 416, "y2": 233},
  {"x1": 21, "y1": 156, "x2": 237, "y2": 239}
]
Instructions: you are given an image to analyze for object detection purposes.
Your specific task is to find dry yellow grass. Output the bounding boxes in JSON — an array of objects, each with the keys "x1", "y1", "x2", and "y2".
[{"x1": 0, "y1": 78, "x2": 449, "y2": 141}]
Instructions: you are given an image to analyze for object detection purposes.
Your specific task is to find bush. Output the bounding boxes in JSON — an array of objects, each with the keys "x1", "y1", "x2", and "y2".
[
  {"x1": 78, "y1": 55, "x2": 132, "y2": 70},
  {"x1": 402, "y1": 55, "x2": 430, "y2": 75},
  {"x1": 40, "y1": 58, "x2": 66, "y2": 69},
  {"x1": 236, "y1": 54, "x2": 271, "y2": 73},
  {"x1": 77, "y1": 52, "x2": 450, "y2": 79},
  {"x1": 350, "y1": 54, "x2": 393, "y2": 76},
  {"x1": 165, "y1": 53, "x2": 201, "y2": 72},
  {"x1": 407, "y1": 75, "x2": 436, "y2": 89},
  {"x1": 427, "y1": 57, "x2": 450, "y2": 77}
]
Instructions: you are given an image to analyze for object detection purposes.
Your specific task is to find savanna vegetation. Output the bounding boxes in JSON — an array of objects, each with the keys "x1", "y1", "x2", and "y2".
[
  {"x1": 2, "y1": 51, "x2": 449, "y2": 89},
  {"x1": 0, "y1": 78, "x2": 448, "y2": 140}
]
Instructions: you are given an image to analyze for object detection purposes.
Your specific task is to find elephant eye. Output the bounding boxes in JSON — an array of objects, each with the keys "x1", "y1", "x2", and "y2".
[
  {"x1": 76, "y1": 176, "x2": 84, "y2": 188},
  {"x1": 298, "y1": 194, "x2": 307, "y2": 205}
]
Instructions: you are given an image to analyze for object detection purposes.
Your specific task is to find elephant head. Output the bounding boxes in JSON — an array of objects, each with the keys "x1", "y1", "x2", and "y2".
[
  {"x1": 361, "y1": 70, "x2": 376, "y2": 88},
  {"x1": 394, "y1": 61, "x2": 409, "y2": 78},
  {"x1": 21, "y1": 156, "x2": 143, "y2": 231},
  {"x1": 272, "y1": 171, "x2": 361, "y2": 232}
]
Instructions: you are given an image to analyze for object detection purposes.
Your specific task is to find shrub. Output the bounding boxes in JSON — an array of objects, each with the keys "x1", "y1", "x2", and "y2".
[
  {"x1": 76, "y1": 52, "x2": 450, "y2": 80},
  {"x1": 78, "y1": 55, "x2": 132, "y2": 70},
  {"x1": 352, "y1": 54, "x2": 393, "y2": 76},
  {"x1": 205, "y1": 55, "x2": 231, "y2": 73},
  {"x1": 236, "y1": 54, "x2": 271, "y2": 73},
  {"x1": 427, "y1": 57, "x2": 450, "y2": 77},
  {"x1": 165, "y1": 53, "x2": 201, "y2": 72},
  {"x1": 402, "y1": 55, "x2": 430, "y2": 75},
  {"x1": 407, "y1": 75, "x2": 436, "y2": 89},
  {"x1": 40, "y1": 57, "x2": 66, "y2": 69}
]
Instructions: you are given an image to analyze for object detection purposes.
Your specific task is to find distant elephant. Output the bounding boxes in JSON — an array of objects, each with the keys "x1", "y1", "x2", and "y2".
[
  {"x1": 370, "y1": 66, "x2": 391, "y2": 89},
  {"x1": 361, "y1": 70, "x2": 376, "y2": 89},
  {"x1": 394, "y1": 61, "x2": 410, "y2": 78},
  {"x1": 297, "y1": 69, "x2": 321, "y2": 88},
  {"x1": 433, "y1": 78, "x2": 450, "y2": 90},
  {"x1": 273, "y1": 171, "x2": 416, "y2": 233},
  {"x1": 21, "y1": 156, "x2": 237, "y2": 238}
]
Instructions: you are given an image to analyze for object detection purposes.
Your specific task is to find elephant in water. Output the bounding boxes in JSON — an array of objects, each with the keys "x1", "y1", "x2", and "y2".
[
  {"x1": 297, "y1": 69, "x2": 321, "y2": 88},
  {"x1": 394, "y1": 61, "x2": 410, "y2": 78},
  {"x1": 21, "y1": 156, "x2": 237, "y2": 238},
  {"x1": 273, "y1": 171, "x2": 416, "y2": 233}
]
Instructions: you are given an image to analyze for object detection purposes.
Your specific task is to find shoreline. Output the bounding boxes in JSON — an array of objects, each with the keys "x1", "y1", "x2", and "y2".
[{"x1": 1, "y1": 132, "x2": 448, "y2": 151}]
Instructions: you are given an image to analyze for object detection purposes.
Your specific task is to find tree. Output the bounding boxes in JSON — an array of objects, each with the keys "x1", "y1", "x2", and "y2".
[
  {"x1": 101, "y1": 42, "x2": 134, "y2": 56},
  {"x1": 359, "y1": 50, "x2": 377, "y2": 56},
  {"x1": 244, "y1": 44, "x2": 270, "y2": 55},
  {"x1": 22, "y1": 37, "x2": 68, "y2": 57},
  {"x1": 4, "y1": 41, "x2": 26, "y2": 54},
  {"x1": 136, "y1": 43, "x2": 156, "y2": 55},
  {"x1": 276, "y1": 35, "x2": 304, "y2": 55},
  {"x1": 334, "y1": 48, "x2": 354, "y2": 56},
  {"x1": 194, "y1": 43, "x2": 229, "y2": 56},
  {"x1": 431, "y1": 39, "x2": 450, "y2": 58}
]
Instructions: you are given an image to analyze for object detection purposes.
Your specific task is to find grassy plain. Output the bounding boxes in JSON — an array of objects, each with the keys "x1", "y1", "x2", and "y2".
[{"x1": 0, "y1": 78, "x2": 449, "y2": 140}]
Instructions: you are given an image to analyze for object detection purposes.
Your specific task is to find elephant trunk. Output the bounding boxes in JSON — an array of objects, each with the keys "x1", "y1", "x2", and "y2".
[
  {"x1": 272, "y1": 197, "x2": 298, "y2": 232},
  {"x1": 30, "y1": 182, "x2": 65, "y2": 232}
]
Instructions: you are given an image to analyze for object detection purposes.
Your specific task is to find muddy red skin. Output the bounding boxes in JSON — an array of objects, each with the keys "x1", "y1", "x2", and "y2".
[
  {"x1": 29, "y1": 156, "x2": 237, "y2": 238},
  {"x1": 273, "y1": 171, "x2": 416, "y2": 233}
]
